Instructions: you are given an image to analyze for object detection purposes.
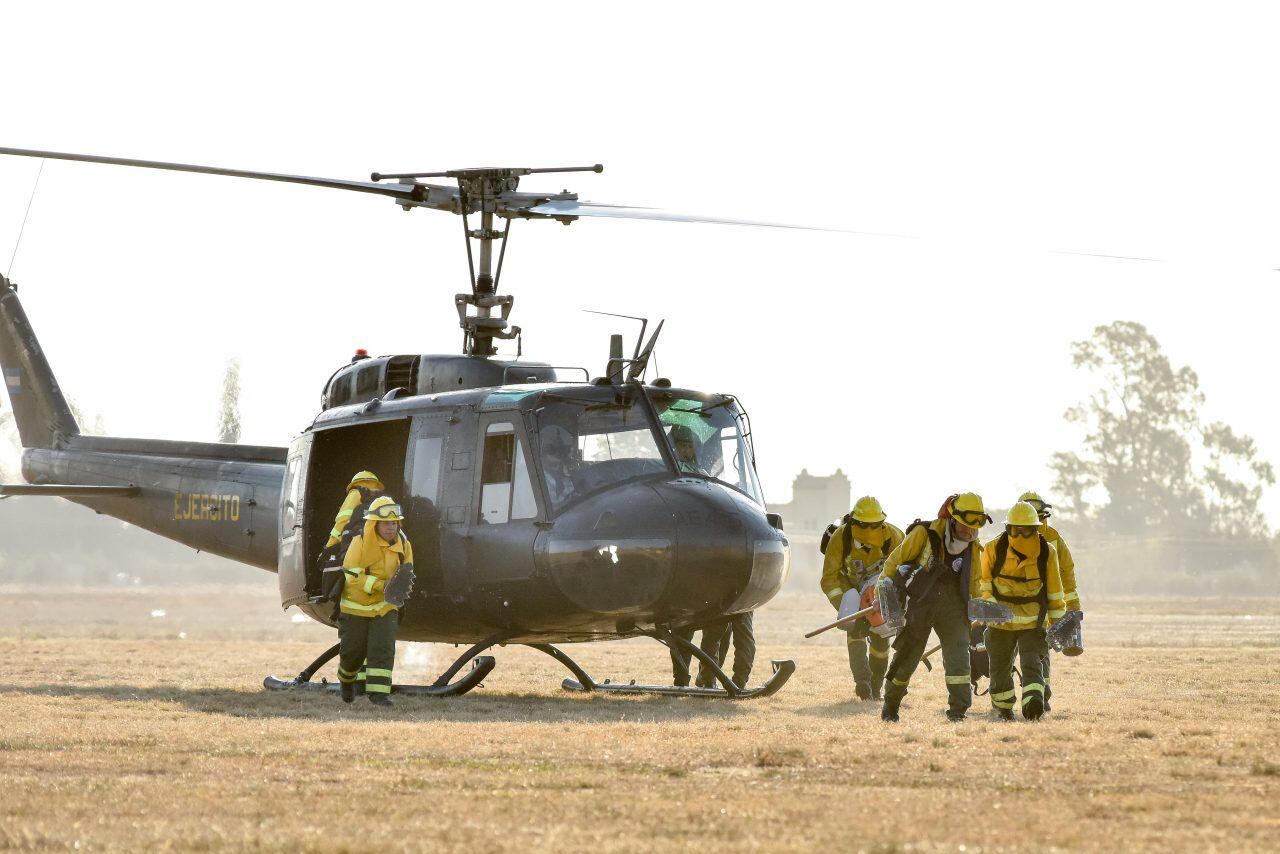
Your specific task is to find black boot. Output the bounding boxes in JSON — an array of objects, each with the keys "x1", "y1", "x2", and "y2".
[
  {"x1": 340, "y1": 682, "x2": 355, "y2": 704},
  {"x1": 369, "y1": 693, "x2": 394, "y2": 708},
  {"x1": 945, "y1": 709, "x2": 966, "y2": 722},
  {"x1": 1023, "y1": 694, "x2": 1043, "y2": 720},
  {"x1": 855, "y1": 682, "x2": 871, "y2": 701},
  {"x1": 881, "y1": 700, "x2": 900, "y2": 722},
  {"x1": 996, "y1": 708, "x2": 1014, "y2": 721},
  {"x1": 871, "y1": 679, "x2": 883, "y2": 701}
]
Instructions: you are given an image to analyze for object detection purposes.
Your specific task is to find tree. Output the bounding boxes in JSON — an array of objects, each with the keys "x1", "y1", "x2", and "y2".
[
  {"x1": 1050, "y1": 321, "x2": 1273, "y2": 538},
  {"x1": 217, "y1": 358, "x2": 241, "y2": 444}
]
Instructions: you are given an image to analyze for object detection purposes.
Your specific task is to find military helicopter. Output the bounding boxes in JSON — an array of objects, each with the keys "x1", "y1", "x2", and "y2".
[{"x1": 0, "y1": 146, "x2": 798, "y2": 699}]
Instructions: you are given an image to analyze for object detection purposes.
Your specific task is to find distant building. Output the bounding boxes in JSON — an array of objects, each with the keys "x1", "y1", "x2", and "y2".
[{"x1": 768, "y1": 468, "x2": 850, "y2": 587}]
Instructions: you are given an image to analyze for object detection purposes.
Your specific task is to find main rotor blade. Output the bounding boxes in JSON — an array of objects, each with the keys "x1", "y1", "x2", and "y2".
[
  {"x1": 524, "y1": 199, "x2": 891, "y2": 235},
  {"x1": 0, "y1": 146, "x2": 420, "y2": 201}
]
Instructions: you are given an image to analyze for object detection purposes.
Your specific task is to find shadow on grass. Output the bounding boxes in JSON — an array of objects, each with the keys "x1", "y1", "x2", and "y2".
[
  {"x1": 793, "y1": 699, "x2": 885, "y2": 718},
  {"x1": 0, "y1": 681, "x2": 758, "y2": 723}
]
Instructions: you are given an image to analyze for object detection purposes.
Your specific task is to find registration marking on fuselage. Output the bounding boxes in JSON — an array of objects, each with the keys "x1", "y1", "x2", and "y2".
[{"x1": 173, "y1": 492, "x2": 242, "y2": 522}]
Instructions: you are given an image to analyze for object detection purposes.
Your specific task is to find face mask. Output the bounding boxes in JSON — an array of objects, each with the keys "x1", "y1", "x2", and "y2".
[
  {"x1": 854, "y1": 525, "x2": 888, "y2": 548},
  {"x1": 1008, "y1": 534, "x2": 1040, "y2": 557}
]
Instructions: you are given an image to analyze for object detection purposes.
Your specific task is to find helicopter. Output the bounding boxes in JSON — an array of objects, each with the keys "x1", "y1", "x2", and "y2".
[{"x1": 0, "y1": 146, "x2": 798, "y2": 699}]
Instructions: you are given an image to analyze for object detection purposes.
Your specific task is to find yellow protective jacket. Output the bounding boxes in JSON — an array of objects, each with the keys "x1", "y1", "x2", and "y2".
[
  {"x1": 325, "y1": 478, "x2": 383, "y2": 548},
  {"x1": 340, "y1": 518, "x2": 414, "y2": 618},
  {"x1": 977, "y1": 534, "x2": 1067, "y2": 632},
  {"x1": 820, "y1": 522, "x2": 905, "y2": 607},
  {"x1": 880, "y1": 518, "x2": 984, "y2": 598},
  {"x1": 1041, "y1": 523, "x2": 1081, "y2": 611}
]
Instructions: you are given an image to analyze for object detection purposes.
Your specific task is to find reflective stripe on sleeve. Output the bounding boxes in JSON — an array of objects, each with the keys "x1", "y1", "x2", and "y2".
[
  {"x1": 363, "y1": 574, "x2": 378, "y2": 594},
  {"x1": 336, "y1": 509, "x2": 354, "y2": 519},
  {"x1": 825, "y1": 588, "x2": 844, "y2": 601},
  {"x1": 1048, "y1": 591, "x2": 1065, "y2": 601},
  {"x1": 1047, "y1": 609, "x2": 1066, "y2": 620}
]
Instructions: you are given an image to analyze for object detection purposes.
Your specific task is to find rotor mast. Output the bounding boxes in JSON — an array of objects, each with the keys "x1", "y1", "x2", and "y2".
[{"x1": 370, "y1": 164, "x2": 604, "y2": 357}]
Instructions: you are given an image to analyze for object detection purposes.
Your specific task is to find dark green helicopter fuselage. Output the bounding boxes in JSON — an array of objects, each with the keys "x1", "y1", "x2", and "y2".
[{"x1": 2, "y1": 276, "x2": 789, "y2": 644}]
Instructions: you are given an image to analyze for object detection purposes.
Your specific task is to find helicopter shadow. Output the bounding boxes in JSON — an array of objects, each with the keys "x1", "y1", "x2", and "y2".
[
  {"x1": 1, "y1": 682, "x2": 757, "y2": 724},
  {"x1": 792, "y1": 698, "x2": 885, "y2": 719}
]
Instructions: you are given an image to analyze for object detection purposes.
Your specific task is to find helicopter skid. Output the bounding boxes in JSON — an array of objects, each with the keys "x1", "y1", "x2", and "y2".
[
  {"x1": 562, "y1": 658, "x2": 795, "y2": 699},
  {"x1": 262, "y1": 641, "x2": 496, "y2": 697},
  {"x1": 559, "y1": 628, "x2": 796, "y2": 700}
]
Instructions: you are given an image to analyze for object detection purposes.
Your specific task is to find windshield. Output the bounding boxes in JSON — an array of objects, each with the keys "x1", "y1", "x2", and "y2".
[
  {"x1": 652, "y1": 392, "x2": 765, "y2": 506},
  {"x1": 535, "y1": 391, "x2": 672, "y2": 511}
]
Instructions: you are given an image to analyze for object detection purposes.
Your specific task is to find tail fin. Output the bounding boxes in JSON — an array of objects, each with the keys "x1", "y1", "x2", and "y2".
[{"x1": 0, "y1": 274, "x2": 79, "y2": 449}]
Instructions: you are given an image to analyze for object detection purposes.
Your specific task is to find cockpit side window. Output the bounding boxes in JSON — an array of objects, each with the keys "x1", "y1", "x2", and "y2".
[{"x1": 479, "y1": 421, "x2": 537, "y2": 524}]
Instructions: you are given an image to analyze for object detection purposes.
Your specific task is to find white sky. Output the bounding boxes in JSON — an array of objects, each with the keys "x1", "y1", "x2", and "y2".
[{"x1": 2, "y1": 2, "x2": 1279, "y2": 526}]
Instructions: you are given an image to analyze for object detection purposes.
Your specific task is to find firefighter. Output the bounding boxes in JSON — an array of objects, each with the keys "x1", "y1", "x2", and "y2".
[
  {"x1": 338, "y1": 495, "x2": 413, "y2": 707},
  {"x1": 1018, "y1": 490, "x2": 1082, "y2": 712},
  {"x1": 820, "y1": 496, "x2": 905, "y2": 700},
  {"x1": 326, "y1": 470, "x2": 384, "y2": 549},
  {"x1": 710, "y1": 611, "x2": 756, "y2": 688},
  {"x1": 879, "y1": 493, "x2": 990, "y2": 723},
  {"x1": 976, "y1": 501, "x2": 1068, "y2": 721}
]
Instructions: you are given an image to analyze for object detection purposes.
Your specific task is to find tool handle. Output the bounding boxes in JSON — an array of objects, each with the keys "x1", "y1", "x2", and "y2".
[{"x1": 804, "y1": 604, "x2": 875, "y2": 638}]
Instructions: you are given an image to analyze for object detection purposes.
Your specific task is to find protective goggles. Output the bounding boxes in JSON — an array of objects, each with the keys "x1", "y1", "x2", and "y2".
[
  {"x1": 368, "y1": 504, "x2": 404, "y2": 521},
  {"x1": 952, "y1": 510, "x2": 991, "y2": 528},
  {"x1": 1007, "y1": 525, "x2": 1040, "y2": 538},
  {"x1": 1027, "y1": 500, "x2": 1053, "y2": 519},
  {"x1": 851, "y1": 519, "x2": 884, "y2": 529}
]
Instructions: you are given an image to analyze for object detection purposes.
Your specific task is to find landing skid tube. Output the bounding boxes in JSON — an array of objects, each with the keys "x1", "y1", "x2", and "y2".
[
  {"x1": 560, "y1": 629, "x2": 796, "y2": 699},
  {"x1": 263, "y1": 641, "x2": 496, "y2": 697}
]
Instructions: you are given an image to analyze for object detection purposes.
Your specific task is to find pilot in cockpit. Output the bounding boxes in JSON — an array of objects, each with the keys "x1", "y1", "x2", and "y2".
[
  {"x1": 670, "y1": 426, "x2": 708, "y2": 477},
  {"x1": 540, "y1": 426, "x2": 579, "y2": 505}
]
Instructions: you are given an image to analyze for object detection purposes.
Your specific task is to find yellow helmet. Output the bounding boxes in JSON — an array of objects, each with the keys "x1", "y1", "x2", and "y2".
[
  {"x1": 366, "y1": 495, "x2": 405, "y2": 523},
  {"x1": 1005, "y1": 501, "x2": 1043, "y2": 528},
  {"x1": 948, "y1": 492, "x2": 990, "y2": 529},
  {"x1": 850, "y1": 495, "x2": 886, "y2": 525},
  {"x1": 348, "y1": 470, "x2": 384, "y2": 490},
  {"x1": 1017, "y1": 490, "x2": 1052, "y2": 519}
]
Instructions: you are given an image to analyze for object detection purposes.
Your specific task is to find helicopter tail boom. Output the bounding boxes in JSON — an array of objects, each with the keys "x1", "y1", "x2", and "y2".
[{"x1": 0, "y1": 274, "x2": 79, "y2": 449}]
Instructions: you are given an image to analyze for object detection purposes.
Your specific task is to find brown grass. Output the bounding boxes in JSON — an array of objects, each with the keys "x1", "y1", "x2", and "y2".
[{"x1": 1, "y1": 585, "x2": 1278, "y2": 851}]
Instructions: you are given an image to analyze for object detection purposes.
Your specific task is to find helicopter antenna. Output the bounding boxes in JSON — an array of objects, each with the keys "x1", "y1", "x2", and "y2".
[
  {"x1": 583, "y1": 309, "x2": 649, "y2": 381},
  {"x1": 627, "y1": 319, "x2": 664, "y2": 382}
]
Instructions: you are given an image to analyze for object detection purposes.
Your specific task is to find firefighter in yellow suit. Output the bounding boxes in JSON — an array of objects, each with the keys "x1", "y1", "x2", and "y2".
[
  {"x1": 338, "y1": 496, "x2": 413, "y2": 707},
  {"x1": 1018, "y1": 490, "x2": 1082, "y2": 712},
  {"x1": 820, "y1": 496, "x2": 904, "y2": 700},
  {"x1": 326, "y1": 470, "x2": 384, "y2": 549},
  {"x1": 879, "y1": 493, "x2": 990, "y2": 722},
  {"x1": 976, "y1": 501, "x2": 1067, "y2": 720}
]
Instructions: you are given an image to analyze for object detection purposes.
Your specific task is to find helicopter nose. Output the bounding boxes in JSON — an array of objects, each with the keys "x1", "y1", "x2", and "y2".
[
  {"x1": 656, "y1": 478, "x2": 790, "y2": 620},
  {"x1": 541, "y1": 481, "x2": 678, "y2": 617}
]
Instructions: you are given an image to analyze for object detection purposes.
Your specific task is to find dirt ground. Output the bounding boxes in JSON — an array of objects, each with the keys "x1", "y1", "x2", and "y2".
[{"x1": 1, "y1": 584, "x2": 1277, "y2": 852}]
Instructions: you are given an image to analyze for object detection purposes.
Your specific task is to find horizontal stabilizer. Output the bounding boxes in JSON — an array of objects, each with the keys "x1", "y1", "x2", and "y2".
[{"x1": 0, "y1": 483, "x2": 140, "y2": 498}]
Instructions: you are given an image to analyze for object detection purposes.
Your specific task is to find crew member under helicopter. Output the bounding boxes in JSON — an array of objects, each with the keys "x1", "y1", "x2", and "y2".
[{"x1": 338, "y1": 496, "x2": 414, "y2": 707}]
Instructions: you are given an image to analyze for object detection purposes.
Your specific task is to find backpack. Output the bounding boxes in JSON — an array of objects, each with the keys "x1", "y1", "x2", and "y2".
[
  {"x1": 317, "y1": 484, "x2": 385, "y2": 603},
  {"x1": 819, "y1": 513, "x2": 855, "y2": 557}
]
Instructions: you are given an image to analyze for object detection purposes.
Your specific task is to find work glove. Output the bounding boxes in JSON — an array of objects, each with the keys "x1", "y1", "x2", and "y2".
[{"x1": 383, "y1": 563, "x2": 416, "y2": 608}]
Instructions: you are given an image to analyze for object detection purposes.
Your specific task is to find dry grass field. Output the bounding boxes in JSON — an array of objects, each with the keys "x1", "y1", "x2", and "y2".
[{"x1": 1, "y1": 583, "x2": 1278, "y2": 852}]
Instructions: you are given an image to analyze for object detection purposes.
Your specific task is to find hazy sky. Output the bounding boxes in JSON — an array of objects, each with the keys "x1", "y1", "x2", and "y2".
[{"x1": 3, "y1": 2, "x2": 1279, "y2": 527}]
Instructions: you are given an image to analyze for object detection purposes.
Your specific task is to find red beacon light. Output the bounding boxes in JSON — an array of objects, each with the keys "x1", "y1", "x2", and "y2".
[{"x1": 351, "y1": 348, "x2": 370, "y2": 363}]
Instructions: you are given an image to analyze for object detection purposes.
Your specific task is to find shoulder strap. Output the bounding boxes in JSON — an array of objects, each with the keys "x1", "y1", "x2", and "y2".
[{"x1": 842, "y1": 514, "x2": 853, "y2": 559}]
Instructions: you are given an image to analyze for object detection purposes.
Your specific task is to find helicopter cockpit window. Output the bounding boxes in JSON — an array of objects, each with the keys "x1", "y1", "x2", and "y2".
[
  {"x1": 480, "y1": 422, "x2": 537, "y2": 524},
  {"x1": 355, "y1": 364, "x2": 381, "y2": 397},
  {"x1": 281, "y1": 456, "x2": 302, "y2": 533},
  {"x1": 536, "y1": 394, "x2": 670, "y2": 512},
  {"x1": 656, "y1": 396, "x2": 765, "y2": 506},
  {"x1": 328, "y1": 373, "x2": 353, "y2": 407}
]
